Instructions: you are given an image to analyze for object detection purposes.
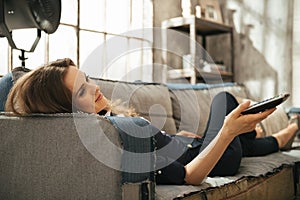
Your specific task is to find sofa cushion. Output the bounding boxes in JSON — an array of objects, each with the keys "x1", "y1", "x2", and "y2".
[
  {"x1": 168, "y1": 87, "x2": 210, "y2": 135},
  {"x1": 167, "y1": 83, "x2": 249, "y2": 135},
  {"x1": 92, "y1": 78, "x2": 177, "y2": 134}
]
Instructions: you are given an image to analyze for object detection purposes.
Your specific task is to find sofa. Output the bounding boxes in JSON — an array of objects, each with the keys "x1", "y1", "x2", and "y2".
[{"x1": 1, "y1": 77, "x2": 300, "y2": 200}]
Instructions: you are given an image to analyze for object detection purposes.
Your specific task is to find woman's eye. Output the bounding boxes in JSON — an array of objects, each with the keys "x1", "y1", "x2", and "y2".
[{"x1": 78, "y1": 88, "x2": 85, "y2": 96}]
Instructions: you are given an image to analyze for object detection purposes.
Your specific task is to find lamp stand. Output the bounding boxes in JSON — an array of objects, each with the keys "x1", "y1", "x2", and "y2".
[{"x1": 18, "y1": 50, "x2": 28, "y2": 67}]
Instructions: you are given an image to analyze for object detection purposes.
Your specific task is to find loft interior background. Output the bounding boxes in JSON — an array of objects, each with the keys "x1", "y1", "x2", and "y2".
[{"x1": 153, "y1": 0, "x2": 299, "y2": 108}]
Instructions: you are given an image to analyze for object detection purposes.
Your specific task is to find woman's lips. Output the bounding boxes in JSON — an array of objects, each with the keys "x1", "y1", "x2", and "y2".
[{"x1": 95, "y1": 93, "x2": 103, "y2": 102}]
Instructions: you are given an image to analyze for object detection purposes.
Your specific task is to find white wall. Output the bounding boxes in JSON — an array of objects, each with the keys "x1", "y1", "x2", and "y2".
[
  {"x1": 293, "y1": 0, "x2": 300, "y2": 107},
  {"x1": 226, "y1": 0, "x2": 294, "y2": 108}
]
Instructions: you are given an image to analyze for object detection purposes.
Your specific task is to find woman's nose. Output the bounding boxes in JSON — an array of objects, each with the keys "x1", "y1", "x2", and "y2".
[
  {"x1": 95, "y1": 85, "x2": 100, "y2": 93},
  {"x1": 88, "y1": 82, "x2": 100, "y2": 94}
]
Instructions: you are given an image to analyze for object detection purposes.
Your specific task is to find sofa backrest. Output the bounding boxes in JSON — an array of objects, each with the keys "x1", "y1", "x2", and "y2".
[
  {"x1": 2, "y1": 68, "x2": 289, "y2": 137},
  {"x1": 0, "y1": 113, "x2": 122, "y2": 200}
]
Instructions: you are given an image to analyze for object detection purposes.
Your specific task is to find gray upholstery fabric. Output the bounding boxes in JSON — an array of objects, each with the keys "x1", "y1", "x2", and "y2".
[
  {"x1": 169, "y1": 88, "x2": 210, "y2": 135},
  {"x1": 0, "y1": 113, "x2": 122, "y2": 200}
]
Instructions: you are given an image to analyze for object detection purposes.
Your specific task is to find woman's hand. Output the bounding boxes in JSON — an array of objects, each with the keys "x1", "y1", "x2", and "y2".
[
  {"x1": 222, "y1": 100, "x2": 276, "y2": 138},
  {"x1": 176, "y1": 130, "x2": 202, "y2": 138}
]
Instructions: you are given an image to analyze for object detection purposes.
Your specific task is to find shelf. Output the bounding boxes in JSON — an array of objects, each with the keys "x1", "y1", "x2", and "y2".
[
  {"x1": 168, "y1": 68, "x2": 195, "y2": 79},
  {"x1": 162, "y1": 15, "x2": 232, "y2": 36},
  {"x1": 198, "y1": 70, "x2": 233, "y2": 77},
  {"x1": 161, "y1": 15, "x2": 234, "y2": 84},
  {"x1": 168, "y1": 68, "x2": 233, "y2": 82}
]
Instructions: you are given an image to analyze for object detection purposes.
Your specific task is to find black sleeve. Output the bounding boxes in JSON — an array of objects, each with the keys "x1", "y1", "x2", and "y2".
[{"x1": 155, "y1": 156, "x2": 186, "y2": 185}]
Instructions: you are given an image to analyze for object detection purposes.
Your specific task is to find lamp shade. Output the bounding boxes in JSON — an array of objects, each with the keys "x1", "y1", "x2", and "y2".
[
  {"x1": 0, "y1": 0, "x2": 61, "y2": 53},
  {"x1": 2, "y1": 0, "x2": 61, "y2": 34}
]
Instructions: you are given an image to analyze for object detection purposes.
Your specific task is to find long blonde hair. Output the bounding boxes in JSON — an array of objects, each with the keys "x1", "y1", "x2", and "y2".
[
  {"x1": 107, "y1": 99, "x2": 137, "y2": 117},
  {"x1": 5, "y1": 58, "x2": 137, "y2": 117}
]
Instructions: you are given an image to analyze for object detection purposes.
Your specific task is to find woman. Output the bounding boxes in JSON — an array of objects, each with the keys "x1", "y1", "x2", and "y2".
[{"x1": 5, "y1": 58, "x2": 298, "y2": 185}]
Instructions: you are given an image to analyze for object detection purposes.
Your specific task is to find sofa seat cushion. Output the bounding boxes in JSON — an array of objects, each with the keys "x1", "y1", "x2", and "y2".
[
  {"x1": 156, "y1": 150, "x2": 300, "y2": 199},
  {"x1": 92, "y1": 78, "x2": 177, "y2": 134}
]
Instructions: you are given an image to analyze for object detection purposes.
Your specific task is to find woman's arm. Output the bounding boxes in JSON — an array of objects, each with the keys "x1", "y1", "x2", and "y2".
[{"x1": 184, "y1": 100, "x2": 276, "y2": 185}]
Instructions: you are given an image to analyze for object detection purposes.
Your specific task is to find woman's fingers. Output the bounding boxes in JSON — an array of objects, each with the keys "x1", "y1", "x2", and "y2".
[
  {"x1": 229, "y1": 100, "x2": 276, "y2": 121},
  {"x1": 224, "y1": 103, "x2": 277, "y2": 137},
  {"x1": 228, "y1": 100, "x2": 251, "y2": 118},
  {"x1": 249, "y1": 107, "x2": 277, "y2": 122}
]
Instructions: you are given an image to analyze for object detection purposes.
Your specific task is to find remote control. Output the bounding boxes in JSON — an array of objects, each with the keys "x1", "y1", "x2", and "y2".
[{"x1": 241, "y1": 93, "x2": 290, "y2": 115}]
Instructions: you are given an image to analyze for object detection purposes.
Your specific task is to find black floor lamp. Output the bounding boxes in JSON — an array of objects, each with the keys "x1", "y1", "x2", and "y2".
[{"x1": 0, "y1": 0, "x2": 61, "y2": 66}]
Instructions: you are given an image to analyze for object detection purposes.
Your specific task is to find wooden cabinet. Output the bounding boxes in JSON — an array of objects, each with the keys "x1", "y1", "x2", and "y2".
[{"x1": 161, "y1": 15, "x2": 234, "y2": 84}]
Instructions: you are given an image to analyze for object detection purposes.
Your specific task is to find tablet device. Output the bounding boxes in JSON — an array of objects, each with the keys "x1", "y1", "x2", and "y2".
[{"x1": 241, "y1": 93, "x2": 290, "y2": 115}]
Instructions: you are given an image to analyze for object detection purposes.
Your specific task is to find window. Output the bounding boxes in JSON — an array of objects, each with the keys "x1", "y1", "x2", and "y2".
[
  {"x1": 0, "y1": 0, "x2": 153, "y2": 82},
  {"x1": 0, "y1": 39, "x2": 9, "y2": 75}
]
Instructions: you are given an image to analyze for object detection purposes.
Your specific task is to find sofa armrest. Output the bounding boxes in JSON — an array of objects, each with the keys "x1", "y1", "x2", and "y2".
[{"x1": 0, "y1": 113, "x2": 147, "y2": 199}]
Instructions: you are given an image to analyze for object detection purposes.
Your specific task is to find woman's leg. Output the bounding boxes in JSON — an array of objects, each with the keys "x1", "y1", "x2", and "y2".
[
  {"x1": 201, "y1": 92, "x2": 240, "y2": 147},
  {"x1": 241, "y1": 121, "x2": 299, "y2": 156},
  {"x1": 239, "y1": 134, "x2": 279, "y2": 157},
  {"x1": 201, "y1": 92, "x2": 279, "y2": 159},
  {"x1": 200, "y1": 91, "x2": 243, "y2": 176}
]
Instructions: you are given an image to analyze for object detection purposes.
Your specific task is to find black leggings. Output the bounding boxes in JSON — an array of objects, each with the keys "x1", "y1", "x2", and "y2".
[{"x1": 200, "y1": 92, "x2": 279, "y2": 176}]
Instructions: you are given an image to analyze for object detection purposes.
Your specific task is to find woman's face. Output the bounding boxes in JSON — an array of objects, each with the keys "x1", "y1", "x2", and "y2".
[{"x1": 64, "y1": 66, "x2": 109, "y2": 113}]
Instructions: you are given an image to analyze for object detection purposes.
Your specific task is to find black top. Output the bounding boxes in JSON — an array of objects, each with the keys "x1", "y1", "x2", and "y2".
[
  {"x1": 154, "y1": 131, "x2": 203, "y2": 184},
  {"x1": 101, "y1": 112, "x2": 204, "y2": 185}
]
